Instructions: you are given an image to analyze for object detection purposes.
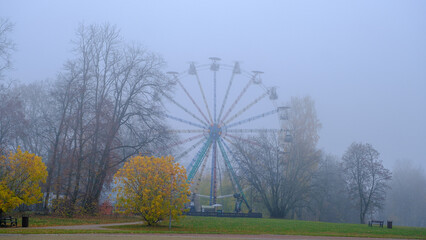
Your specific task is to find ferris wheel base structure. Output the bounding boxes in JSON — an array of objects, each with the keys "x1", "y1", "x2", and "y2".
[
  {"x1": 165, "y1": 57, "x2": 292, "y2": 214},
  {"x1": 184, "y1": 211, "x2": 262, "y2": 218}
]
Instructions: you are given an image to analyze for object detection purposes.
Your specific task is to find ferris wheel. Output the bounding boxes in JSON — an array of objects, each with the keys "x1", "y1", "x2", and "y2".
[{"x1": 163, "y1": 58, "x2": 290, "y2": 213}]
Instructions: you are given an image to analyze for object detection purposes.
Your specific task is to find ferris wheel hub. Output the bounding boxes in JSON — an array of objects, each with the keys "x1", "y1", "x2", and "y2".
[{"x1": 209, "y1": 124, "x2": 222, "y2": 140}]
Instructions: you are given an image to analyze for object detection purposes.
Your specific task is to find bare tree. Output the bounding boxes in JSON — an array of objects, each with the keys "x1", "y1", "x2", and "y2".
[
  {"x1": 384, "y1": 161, "x2": 426, "y2": 227},
  {"x1": 233, "y1": 96, "x2": 321, "y2": 218},
  {"x1": 14, "y1": 81, "x2": 52, "y2": 156},
  {"x1": 0, "y1": 21, "x2": 175, "y2": 214},
  {"x1": 233, "y1": 132, "x2": 283, "y2": 217},
  {"x1": 234, "y1": 132, "x2": 313, "y2": 218},
  {"x1": 0, "y1": 84, "x2": 26, "y2": 154},
  {"x1": 342, "y1": 142, "x2": 391, "y2": 224},
  {"x1": 0, "y1": 18, "x2": 21, "y2": 154},
  {"x1": 40, "y1": 23, "x2": 175, "y2": 214},
  {"x1": 310, "y1": 153, "x2": 357, "y2": 223},
  {"x1": 0, "y1": 18, "x2": 15, "y2": 80},
  {"x1": 287, "y1": 96, "x2": 321, "y2": 152},
  {"x1": 43, "y1": 72, "x2": 78, "y2": 211}
]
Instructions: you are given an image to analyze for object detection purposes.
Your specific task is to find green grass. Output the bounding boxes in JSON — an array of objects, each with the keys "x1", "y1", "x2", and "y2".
[
  {"x1": 0, "y1": 215, "x2": 425, "y2": 239},
  {"x1": 1, "y1": 215, "x2": 139, "y2": 227},
  {"x1": 110, "y1": 216, "x2": 426, "y2": 239},
  {"x1": 0, "y1": 228, "x2": 123, "y2": 234}
]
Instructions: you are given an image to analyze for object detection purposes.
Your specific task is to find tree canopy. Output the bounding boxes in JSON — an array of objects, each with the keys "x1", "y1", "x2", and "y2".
[
  {"x1": 0, "y1": 18, "x2": 15, "y2": 80},
  {"x1": 0, "y1": 147, "x2": 47, "y2": 214},
  {"x1": 233, "y1": 96, "x2": 321, "y2": 218},
  {"x1": 342, "y1": 142, "x2": 391, "y2": 224},
  {"x1": 112, "y1": 155, "x2": 189, "y2": 226}
]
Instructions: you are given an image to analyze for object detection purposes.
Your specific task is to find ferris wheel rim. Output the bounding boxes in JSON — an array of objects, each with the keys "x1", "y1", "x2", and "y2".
[{"x1": 165, "y1": 58, "x2": 288, "y2": 201}]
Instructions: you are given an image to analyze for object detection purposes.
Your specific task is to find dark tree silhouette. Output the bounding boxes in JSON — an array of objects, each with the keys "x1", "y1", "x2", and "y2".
[
  {"x1": 233, "y1": 96, "x2": 321, "y2": 218},
  {"x1": 342, "y1": 142, "x2": 391, "y2": 224}
]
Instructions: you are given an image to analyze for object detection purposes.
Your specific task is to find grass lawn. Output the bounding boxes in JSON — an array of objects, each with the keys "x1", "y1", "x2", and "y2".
[
  {"x1": 109, "y1": 216, "x2": 426, "y2": 239},
  {"x1": 1, "y1": 215, "x2": 139, "y2": 227},
  {"x1": 0, "y1": 215, "x2": 425, "y2": 239}
]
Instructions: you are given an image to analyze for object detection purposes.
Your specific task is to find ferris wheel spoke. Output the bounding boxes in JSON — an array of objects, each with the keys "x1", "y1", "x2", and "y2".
[
  {"x1": 165, "y1": 129, "x2": 206, "y2": 133},
  {"x1": 220, "y1": 78, "x2": 252, "y2": 124},
  {"x1": 223, "y1": 133, "x2": 262, "y2": 147},
  {"x1": 190, "y1": 63, "x2": 214, "y2": 124},
  {"x1": 223, "y1": 109, "x2": 279, "y2": 129},
  {"x1": 217, "y1": 138, "x2": 251, "y2": 211},
  {"x1": 223, "y1": 91, "x2": 269, "y2": 125},
  {"x1": 214, "y1": 70, "x2": 217, "y2": 122},
  {"x1": 163, "y1": 92, "x2": 208, "y2": 126},
  {"x1": 176, "y1": 137, "x2": 205, "y2": 161},
  {"x1": 226, "y1": 129, "x2": 285, "y2": 133},
  {"x1": 160, "y1": 134, "x2": 204, "y2": 151},
  {"x1": 210, "y1": 58, "x2": 220, "y2": 123},
  {"x1": 172, "y1": 73, "x2": 211, "y2": 124},
  {"x1": 218, "y1": 62, "x2": 240, "y2": 123},
  {"x1": 165, "y1": 114, "x2": 206, "y2": 129},
  {"x1": 187, "y1": 138, "x2": 213, "y2": 182}
]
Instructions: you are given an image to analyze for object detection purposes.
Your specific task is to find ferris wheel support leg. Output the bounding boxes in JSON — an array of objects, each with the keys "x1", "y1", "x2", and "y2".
[
  {"x1": 191, "y1": 147, "x2": 211, "y2": 201},
  {"x1": 176, "y1": 138, "x2": 205, "y2": 160},
  {"x1": 187, "y1": 138, "x2": 213, "y2": 182},
  {"x1": 209, "y1": 140, "x2": 217, "y2": 205},
  {"x1": 217, "y1": 139, "x2": 251, "y2": 212}
]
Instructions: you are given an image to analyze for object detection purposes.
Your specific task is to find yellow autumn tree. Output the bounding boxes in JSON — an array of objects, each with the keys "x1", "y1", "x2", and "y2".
[
  {"x1": 0, "y1": 147, "x2": 48, "y2": 215},
  {"x1": 112, "y1": 155, "x2": 190, "y2": 226}
]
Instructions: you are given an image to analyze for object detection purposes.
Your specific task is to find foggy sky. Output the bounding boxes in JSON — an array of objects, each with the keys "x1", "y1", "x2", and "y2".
[{"x1": 1, "y1": 0, "x2": 425, "y2": 170}]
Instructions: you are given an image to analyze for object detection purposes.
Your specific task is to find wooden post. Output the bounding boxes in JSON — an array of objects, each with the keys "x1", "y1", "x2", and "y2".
[{"x1": 169, "y1": 171, "x2": 174, "y2": 230}]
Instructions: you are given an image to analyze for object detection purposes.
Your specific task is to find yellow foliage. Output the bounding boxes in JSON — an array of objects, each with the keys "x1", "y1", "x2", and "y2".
[
  {"x1": 112, "y1": 155, "x2": 190, "y2": 226},
  {"x1": 0, "y1": 147, "x2": 48, "y2": 213}
]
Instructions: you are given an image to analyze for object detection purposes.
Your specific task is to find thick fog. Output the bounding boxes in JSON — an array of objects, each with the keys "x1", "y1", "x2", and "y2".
[{"x1": 1, "y1": 0, "x2": 425, "y2": 170}]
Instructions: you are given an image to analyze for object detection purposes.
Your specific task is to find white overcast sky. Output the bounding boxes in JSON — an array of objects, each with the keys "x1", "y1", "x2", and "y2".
[{"x1": 1, "y1": 0, "x2": 425, "y2": 170}]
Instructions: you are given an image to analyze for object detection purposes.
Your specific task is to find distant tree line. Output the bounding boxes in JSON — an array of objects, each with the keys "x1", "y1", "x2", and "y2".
[
  {"x1": 1, "y1": 18, "x2": 425, "y2": 226},
  {"x1": 232, "y1": 96, "x2": 425, "y2": 227}
]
